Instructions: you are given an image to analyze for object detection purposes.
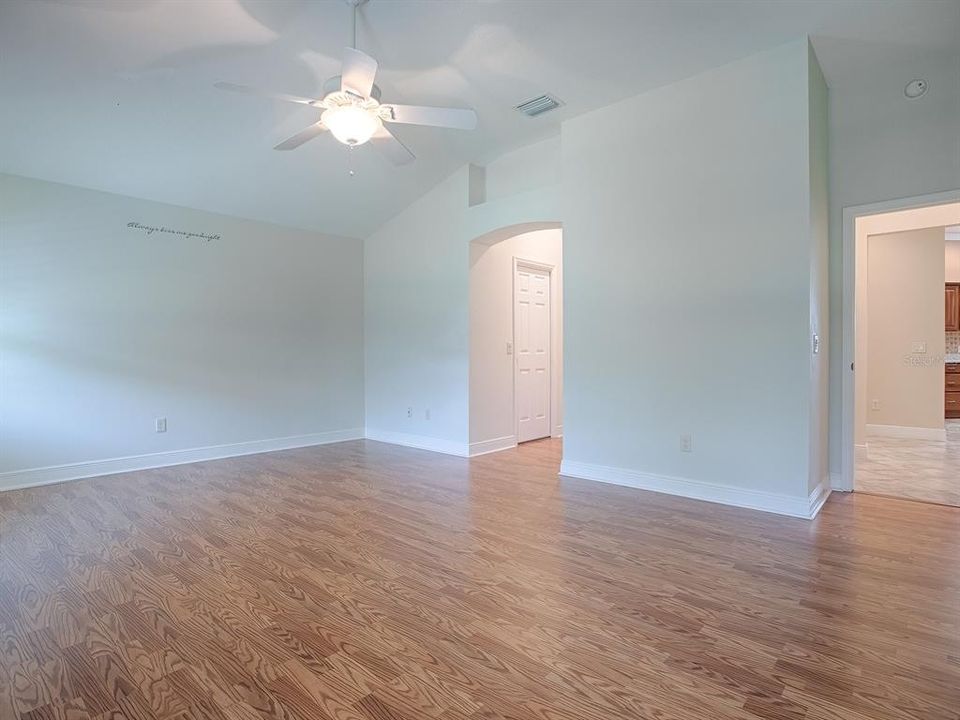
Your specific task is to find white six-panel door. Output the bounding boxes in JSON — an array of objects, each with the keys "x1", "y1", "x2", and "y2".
[{"x1": 515, "y1": 262, "x2": 551, "y2": 443}]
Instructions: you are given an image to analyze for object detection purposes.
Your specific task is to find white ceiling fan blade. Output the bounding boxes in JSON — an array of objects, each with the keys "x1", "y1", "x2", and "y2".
[
  {"x1": 370, "y1": 125, "x2": 414, "y2": 165},
  {"x1": 273, "y1": 122, "x2": 327, "y2": 151},
  {"x1": 381, "y1": 104, "x2": 477, "y2": 130},
  {"x1": 340, "y1": 47, "x2": 378, "y2": 97},
  {"x1": 214, "y1": 81, "x2": 320, "y2": 107}
]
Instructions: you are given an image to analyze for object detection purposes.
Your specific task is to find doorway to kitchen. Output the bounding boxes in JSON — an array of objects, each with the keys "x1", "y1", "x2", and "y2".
[{"x1": 842, "y1": 196, "x2": 960, "y2": 505}]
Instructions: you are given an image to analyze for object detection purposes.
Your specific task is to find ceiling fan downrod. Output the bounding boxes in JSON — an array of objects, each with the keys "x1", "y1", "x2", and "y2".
[
  {"x1": 344, "y1": 0, "x2": 369, "y2": 51},
  {"x1": 214, "y1": 0, "x2": 475, "y2": 165}
]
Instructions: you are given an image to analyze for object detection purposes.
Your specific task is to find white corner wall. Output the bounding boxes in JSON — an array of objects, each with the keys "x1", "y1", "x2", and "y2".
[
  {"x1": 364, "y1": 168, "x2": 472, "y2": 455},
  {"x1": 807, "y1": 43, "x2": 830, "y2": 497},
  {"x1": 469, "y1": 229, "x2": 563, "y2": 454},
  {"x1": 0, "y1": 174, "x2": 365, "y2": 489},
  {"x1": 364, "y1": 145, "x2": 562, "y2": 456},
  {"x1": 483, "y1": 136, "x2": 561, "y2": 204},
  {"x1": 828, "y1": 52, "x2": 960, "y2": 474},
  {"x1": 560, "y1": 39, "x2": 828, "y2": 517}
]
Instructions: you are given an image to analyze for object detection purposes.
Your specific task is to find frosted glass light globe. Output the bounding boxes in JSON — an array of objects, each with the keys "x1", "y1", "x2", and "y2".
[{"x1": 321, "y1": 105, "x2": 381, "y2": 146}]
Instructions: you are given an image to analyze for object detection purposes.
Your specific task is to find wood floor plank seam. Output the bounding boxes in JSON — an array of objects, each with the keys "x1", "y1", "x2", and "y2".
[{"x1": 2, "y1": 438, "x2": 958, "y2": 720}]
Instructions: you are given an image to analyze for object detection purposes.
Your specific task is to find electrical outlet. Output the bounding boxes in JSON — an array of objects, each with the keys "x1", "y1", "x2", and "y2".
[
  {"x1": 871, "y1": 399, "x2": 881, "y2": 411},
  {"x1": 407, "y1": 407, "x2": 413, "y2": 419},
  {"x1": 911, "y1": 341, "x2": 927, "y2": 354},
  {"x1": 155, "y1": 417, "x2": 167, "y2": 433},
  {"x1": 424, "y1": 409, "x2": 431, "y2": 420},
  {"x1": 680, "y1": 434, "x2": 693, "y2": 453}
]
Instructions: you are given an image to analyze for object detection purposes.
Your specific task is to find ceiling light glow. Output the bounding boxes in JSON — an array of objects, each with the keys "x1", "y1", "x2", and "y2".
[{"x1": 322, "y1": 104, "x2": 381, "y2": 146}]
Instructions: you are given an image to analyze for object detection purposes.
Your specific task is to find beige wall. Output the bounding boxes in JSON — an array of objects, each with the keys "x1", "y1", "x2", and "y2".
[
  {"x1": 469, "y1": 229, "x2": 563, "y2": 447},
  {"x1": 854, "y1": 204, "x2": 960, "y2": 446},
  {"x1": 946, "y1": 241, "x2": 960, "y2": 282},
  {"x1": 865, "y1": 228, "x2": 945, "y2": 430}
]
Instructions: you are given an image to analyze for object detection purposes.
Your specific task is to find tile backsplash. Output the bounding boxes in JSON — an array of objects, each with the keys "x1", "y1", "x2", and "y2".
[{"x1": 948, "y1": 332, "x2": 960, "y2": 355}]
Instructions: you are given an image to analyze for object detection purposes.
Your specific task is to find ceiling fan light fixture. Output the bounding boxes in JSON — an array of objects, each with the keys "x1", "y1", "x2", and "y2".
[
  {"x1": 215, "y1": 0, "x2": 476, "y2": 163},
  {"x1": 322, "y1": 104, "x2": 381, "y2": 146}
]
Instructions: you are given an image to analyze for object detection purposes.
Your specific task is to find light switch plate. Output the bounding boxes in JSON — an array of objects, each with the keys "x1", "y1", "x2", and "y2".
[{"x1": 911, "y1": 341, "x2": 927, "y2": 354}]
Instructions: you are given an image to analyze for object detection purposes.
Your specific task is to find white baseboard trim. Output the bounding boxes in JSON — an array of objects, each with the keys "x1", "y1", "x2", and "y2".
[
  {"x1": 807, "y1": 479, "x2": 832, "y2": 519},
  {"x1": 468, "y1": 435, "x2": 517, "y2": 457},
  {"x1": 830, "y1": 472, "x2": 852, "y2": 493},
  {"x1": 0, "y1": 428, "x2": 366, "y2": 493},
  {"x1": 559, "y1": 460, "x2": 830, "y2": 519},
  {"x1": 363, "y1": 429, "x2": 468, "y2": 457},
  {"x1": 854, "y1": 443, "x2": 869, "y2": 462},
  {"x1": 866, "y1": 424, "x2": 946, "y2": 441}
]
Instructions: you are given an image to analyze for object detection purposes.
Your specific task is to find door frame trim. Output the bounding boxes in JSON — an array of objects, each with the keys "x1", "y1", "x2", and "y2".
[
  {"x1": 513, "y1": 257, "x2": 555, "y2": 443},
  {"x1": 839, "y1": 188, "x2": 960, "y2": 492}
]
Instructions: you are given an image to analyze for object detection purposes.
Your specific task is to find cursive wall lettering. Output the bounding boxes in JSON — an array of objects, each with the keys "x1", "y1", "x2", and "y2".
[{"x1": 127, "y1": 222, "x2": 221, "y2": 242}]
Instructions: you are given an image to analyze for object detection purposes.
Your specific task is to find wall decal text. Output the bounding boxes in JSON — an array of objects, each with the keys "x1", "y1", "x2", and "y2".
[{"x1": 127, "y1": 222, "x2": 221, "y2": 242}]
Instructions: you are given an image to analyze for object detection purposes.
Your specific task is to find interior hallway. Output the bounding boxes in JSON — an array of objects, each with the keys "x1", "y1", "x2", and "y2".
[
  {"x1": 856, "y1": 420, "x2": 960, "y2": 506},
  {"x1": 2, "y1": 438, "x2": 958, "y2": 720}
]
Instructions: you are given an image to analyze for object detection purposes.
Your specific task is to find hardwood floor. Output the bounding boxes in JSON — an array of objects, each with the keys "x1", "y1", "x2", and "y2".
[{"x1": 1, "y1": 438, "x2": 958, "y2": 720}]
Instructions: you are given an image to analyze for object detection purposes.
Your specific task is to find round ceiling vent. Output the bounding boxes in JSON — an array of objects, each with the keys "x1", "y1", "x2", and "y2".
[{"x1": 904, "y1": 79, "x2": 928, "y2": 99}]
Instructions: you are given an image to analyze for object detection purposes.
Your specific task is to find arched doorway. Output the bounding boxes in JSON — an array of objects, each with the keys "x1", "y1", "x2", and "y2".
[{"x1": 468, "y1": 222, "x2": 562, "y2": 456}]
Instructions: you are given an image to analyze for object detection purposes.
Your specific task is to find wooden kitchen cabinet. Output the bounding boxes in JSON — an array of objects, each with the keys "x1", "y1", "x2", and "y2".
[
  {"x1": 947, "y1": 284, "x2": 960, "y2": 332},
  {"x1": 948, "y1": 364, "x2": 960, "y2": 419}
]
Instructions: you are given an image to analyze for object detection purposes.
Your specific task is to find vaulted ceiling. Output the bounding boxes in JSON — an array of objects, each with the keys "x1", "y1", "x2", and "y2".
[{"x1": 1, "y1": 0, "x2": 957, "y2": 238}]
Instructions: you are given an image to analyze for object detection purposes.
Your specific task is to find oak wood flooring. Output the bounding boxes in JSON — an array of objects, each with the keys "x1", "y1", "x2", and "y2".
[{"x1": 1, "y1": 438, "x2": 958, "y2": 720}]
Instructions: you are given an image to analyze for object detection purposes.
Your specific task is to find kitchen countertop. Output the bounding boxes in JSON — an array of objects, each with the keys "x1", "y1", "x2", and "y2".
[{"x1": 946, "y1": 354, "x2": 960, "y2": 365}]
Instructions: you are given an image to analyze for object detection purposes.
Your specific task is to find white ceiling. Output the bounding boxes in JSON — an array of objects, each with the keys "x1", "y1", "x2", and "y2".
[{"x1": 1, "y1": 0, "x2": 957, "y2": 238}]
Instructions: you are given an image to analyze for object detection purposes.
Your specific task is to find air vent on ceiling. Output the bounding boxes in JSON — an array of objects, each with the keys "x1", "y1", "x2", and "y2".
[{"x1": 514, "y1": 94, "x2": 563, "y2": 117}]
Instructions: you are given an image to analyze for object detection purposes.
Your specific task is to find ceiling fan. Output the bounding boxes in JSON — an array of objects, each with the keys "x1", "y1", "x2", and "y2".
[{"x1": 214, "y1": 0, "x2": 477, "y2": 165}]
